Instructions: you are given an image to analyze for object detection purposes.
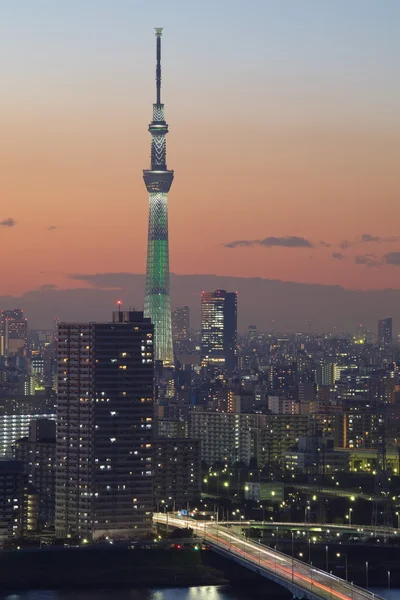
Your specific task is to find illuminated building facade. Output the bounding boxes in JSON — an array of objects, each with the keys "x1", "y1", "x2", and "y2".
[
  {"x1": 143, "y1": 28, "x2": 174, "y2": 365},
  {"x1": 1, "y1": 309, "x2": 28, "y2": 356},
  {"x1": 55, "y1": 311, "x2": 154, "y2": 540},
  {"x1": 13, "y1": 419, "x2": 56, "y2": 528},
  {"x1": 378, "y1": 317, "x2": 392, "y2": 346},
  {"x1": 172, "y1": 306, "x2": 190, "y2": 341},
  {"x1": 154, "y1": 438, "x2": 201, "y2": 507},
  {"x1": 201, "y1": 290, "x2": 237, "y2": 374}
]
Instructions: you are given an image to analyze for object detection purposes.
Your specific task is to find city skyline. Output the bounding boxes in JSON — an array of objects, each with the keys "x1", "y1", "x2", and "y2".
[{"x1": 0, "y1": 1, "x2": 399, "y2": 317}]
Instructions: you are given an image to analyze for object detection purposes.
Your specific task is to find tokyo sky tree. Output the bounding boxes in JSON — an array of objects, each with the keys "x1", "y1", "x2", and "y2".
[{"x1": 143, "y1": 28, "x2": 174, "y2": 365}]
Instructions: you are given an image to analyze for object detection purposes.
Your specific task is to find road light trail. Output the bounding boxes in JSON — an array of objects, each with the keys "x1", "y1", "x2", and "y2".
[{"x1": 154, "y1": 514, "x2": 383, "y2": 600}]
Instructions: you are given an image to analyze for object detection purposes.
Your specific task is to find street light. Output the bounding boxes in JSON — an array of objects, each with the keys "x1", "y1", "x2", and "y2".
[
  {"x1": 336, "y1": 552, "x2": 348, "y2": 582},
  {"x1": 365, "y1": 561, "x2": 369, "y2": 590},
  {"x1": 291, "y1": 531, "x2": 295, "y2": 589},
  {"x1": 396, "y1": 512, "x2": 400, "y2": 530},
  {"x1": 349, "y1": 508, "x2": 353, "y2": 526},
  {"x1": 325, "y1": 545, "x2": 328, "y2": 572},
  {"x1": 388, "y1": 570, "x2": 391, "y2": 599}
]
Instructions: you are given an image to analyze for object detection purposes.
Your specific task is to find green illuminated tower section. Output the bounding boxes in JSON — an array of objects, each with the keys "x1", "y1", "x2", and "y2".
[{"x1": 143, "y1": 28, "x2": 174, "y2": 365}]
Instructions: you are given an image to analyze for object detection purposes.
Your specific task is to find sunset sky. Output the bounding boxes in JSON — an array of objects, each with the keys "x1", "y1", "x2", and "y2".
[{"x1": 1, "y1": 0, "x2": 400, "y2": 298}]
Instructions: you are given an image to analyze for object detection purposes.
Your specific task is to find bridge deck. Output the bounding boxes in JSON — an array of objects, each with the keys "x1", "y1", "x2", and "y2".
[{"x1": 154, "y1": 514, "x2": 384, "y2": 600}]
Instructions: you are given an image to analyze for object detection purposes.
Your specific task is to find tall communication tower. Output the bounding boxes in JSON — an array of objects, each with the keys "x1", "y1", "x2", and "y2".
[{"x1": 143, "y1": 28, "x2": 174, "y2": 365}]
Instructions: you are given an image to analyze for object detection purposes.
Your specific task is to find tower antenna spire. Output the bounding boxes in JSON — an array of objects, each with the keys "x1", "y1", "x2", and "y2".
[{"x1": 155, "y1": 27, "x2": 163, "y2": 105}]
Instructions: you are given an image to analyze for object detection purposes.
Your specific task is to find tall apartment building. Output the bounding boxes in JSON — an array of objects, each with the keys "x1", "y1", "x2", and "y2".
[
  {"x1": 13, "y1": 419, "x2": 56, "y2": 529},
  {"x1": 201, "y1": 290, "x2": 237, "y2": 374},
  {"x1": 55, "y1": 311, "x2": 154, "y2": 541},
  {"x1": 172, "y1": 306, "x2": 190, "y2": 341}
]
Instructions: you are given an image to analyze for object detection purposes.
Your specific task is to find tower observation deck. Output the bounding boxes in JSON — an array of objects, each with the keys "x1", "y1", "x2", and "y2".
[{"x1": 143, "y1": 28, "x2": 174, "y2": 365}]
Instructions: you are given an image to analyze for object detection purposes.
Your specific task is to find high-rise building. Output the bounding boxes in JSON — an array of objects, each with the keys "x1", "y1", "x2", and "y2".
[
  {"x1": 13, "y1": 419, "x2": 56, "y2": 529},
  {"x1": 143, "y1": 28, "x2": 174, "y2": 365},
  {"x1": 0, "y1": 395, "x2": 56, "y2": 457},
  {"x1": 154, "y1": 438, "x2": 201, "y2": 508},
  {"x1": 0, "y1": 460, "x2": 25, "y2": 542},
  {"x1": 172, "y1": 306, "x2": 190, "y2": 341},
  {"x1": 247, "y1": 325, "x2": 257, "y2": 345},
  {"x1": 201, "y1": 290, "x2": 237, "y2": 374},
  {"x1": 55, "y1": 311, "x2": 154, "y2": 541},
  {"x1": 378, "y1": 317, "x2": 392, "y2": 346},
  {"x1": 1, "y1": 309, "x2": 28, "y2": 356}
]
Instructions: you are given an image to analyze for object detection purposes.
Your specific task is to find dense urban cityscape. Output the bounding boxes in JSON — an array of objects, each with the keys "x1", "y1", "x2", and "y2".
[{"x1": 1, "y1": 5, "x2": 399, "y2": 600}]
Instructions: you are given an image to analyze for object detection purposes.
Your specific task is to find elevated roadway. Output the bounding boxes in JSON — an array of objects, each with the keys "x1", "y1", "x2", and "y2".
[
  {"x1": 222, "y1": 520, "x2": 398, "y2": 537},
  {"x1": 154, "y1": 513, "x2": 384, "y2": 600}
]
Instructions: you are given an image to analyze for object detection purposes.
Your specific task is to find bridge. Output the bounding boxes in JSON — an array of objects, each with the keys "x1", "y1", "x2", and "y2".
[
  {"x1": 221, "y1": 520, "x2": 398, "y2": 538},
  {"x1": 154, "y1": 513, "x2": 384, "y2": 600}
]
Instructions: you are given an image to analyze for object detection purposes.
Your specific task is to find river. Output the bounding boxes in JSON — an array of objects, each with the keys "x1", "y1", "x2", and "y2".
[{"x1": 0, "y1": 588, "x2": 397, "y2": 600}]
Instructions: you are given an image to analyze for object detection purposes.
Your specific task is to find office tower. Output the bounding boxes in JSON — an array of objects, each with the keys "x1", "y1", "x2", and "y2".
[
  {"x1": 143, "y1": 28, "x2": 174, "y2": 365},
  {"x1": 55, "y1": 311, "x2": 154, "y2": 541},
  {"x1": 13, "y1": 419, "x2": 56, "y2": 529},
  {"x1": 378, "y1": 317, "x2": 392, "y2": 346},
  {"x1": 1, "y1": 309, "x2": 28, "y2": 356},
  {"x1": 201, "y1": 290, "x2": 237, "y2": 374},
  {"x1": 154, "y1": 438, "x2": 201, "y2": 508},
  {"x1": 172, "y1": 306, "x2": 190, "y2": 341}
]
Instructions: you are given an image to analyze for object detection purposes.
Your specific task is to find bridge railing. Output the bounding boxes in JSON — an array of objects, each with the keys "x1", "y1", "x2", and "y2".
[{"x1": 209, "y1": 524, "x2": 385, "y2": 600}]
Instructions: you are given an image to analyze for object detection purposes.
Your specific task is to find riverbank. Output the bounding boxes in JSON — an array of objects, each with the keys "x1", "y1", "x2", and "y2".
[{"x1": 0, "y1": 548, "x2": 227, "y2": 591}]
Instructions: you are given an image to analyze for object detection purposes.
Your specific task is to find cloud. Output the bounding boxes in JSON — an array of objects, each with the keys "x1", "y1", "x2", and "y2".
[
  {"x1": 69, "y1": 272, "x2": 135, "y2": 289},
  {"x1": 339, "y1": 240, "x2": 352, "y2": 250},
  {"x1": 48, "y1": 225, "x2": 56, "y2": 230},
  {"x1": 383, "y1": 252, "x2": 400, "y2": 266},
  {"x1": 39, "y1": 284, "x2": 58, "y2": 291},
  {"x1": 224, "y1": 236, "x2": 314, "y2": 249},
  {"x1": 319, "y1": 240, "x2": 331, "y2": 247},
  {"x1": 361, "y1": 234, "x2": 381, "y2": 243},
  {"x1": 6, "y1": 272, "x2": 400, "y2": 334},
  {"x1": 332, "y1": 252, "x2": 344, "y2": 260},
  {"x1": 361, "y1": 233, "x2": 400, "y2": 244},
  {"x1": 0, "y1": 218, "x2": 16, "y2": 228},
  {"x1": 354, "y1": 254, "x2": 381, "y2": 268}
]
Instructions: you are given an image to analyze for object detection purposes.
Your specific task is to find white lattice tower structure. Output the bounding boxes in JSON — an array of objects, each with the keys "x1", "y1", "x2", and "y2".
[{"x1": 143, "y1": 28, "x2": 174, "y2": 365}]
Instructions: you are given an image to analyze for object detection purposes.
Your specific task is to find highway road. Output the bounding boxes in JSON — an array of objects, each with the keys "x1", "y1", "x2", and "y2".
[
  {"x1": 218, "y1": 520, "x2": 397, "y2": 537},
  {"x1": 154, "y1": 513, "x2": 384, "y2": 600}
]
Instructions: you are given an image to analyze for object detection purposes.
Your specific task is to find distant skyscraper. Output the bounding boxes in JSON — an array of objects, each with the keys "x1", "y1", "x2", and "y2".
[
  {"x1": 55, "y1": 311, "x2": 154, "y2": 541},
  {"x1": 201, "y1": 290, "x2": 237, "y2": 374},
  {"x1": 1, "y1": 309, "x2": 28, "y2": 356},
  {"x1": 143, "y1": 28, "x2": 174, "y2": 365},
  {"x1": 378, "y1": 317, "x2": 392, "y2": 346},
  {"x1": 247, "y1": 325, "x2": 257, "y2": 344},
  {"x1": 172, "y1": 306, "x2": 190, "y2": 341}
]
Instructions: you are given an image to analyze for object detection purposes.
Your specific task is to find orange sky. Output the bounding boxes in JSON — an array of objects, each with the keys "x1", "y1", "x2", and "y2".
[{"x1": 1, "y1": 1, "x2": 399, "y2": 296}]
